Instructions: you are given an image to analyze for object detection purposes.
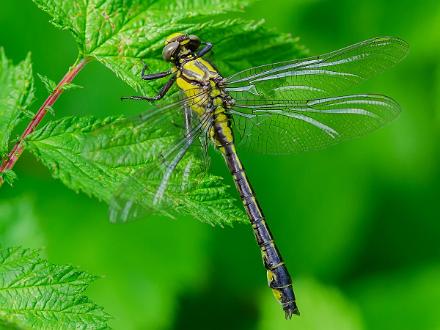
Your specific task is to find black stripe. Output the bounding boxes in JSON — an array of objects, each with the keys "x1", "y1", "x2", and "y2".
[{"x1": 218, "y1": 140, "x2": 299, "y2": 318}]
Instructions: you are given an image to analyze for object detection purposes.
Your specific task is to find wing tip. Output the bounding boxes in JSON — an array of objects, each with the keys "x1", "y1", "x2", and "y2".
[{"x1": 373, "y1": 36, "x2": 410, "y2": 61}]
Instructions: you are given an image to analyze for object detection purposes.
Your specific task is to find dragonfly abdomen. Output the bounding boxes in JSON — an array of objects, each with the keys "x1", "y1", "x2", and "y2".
[{"x1": 220, "y1": 142, "x2": 300, "y2": 319}]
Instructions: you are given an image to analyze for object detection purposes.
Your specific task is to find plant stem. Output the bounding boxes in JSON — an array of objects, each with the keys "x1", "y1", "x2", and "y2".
[{"x1": 0, "y1": 57, "x2": 89, "y2": 187}]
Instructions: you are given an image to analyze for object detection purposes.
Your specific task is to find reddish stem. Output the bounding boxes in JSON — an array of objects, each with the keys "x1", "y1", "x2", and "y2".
[{"x1": 0, "y1": 57, "x2": 89, "y2": 187}]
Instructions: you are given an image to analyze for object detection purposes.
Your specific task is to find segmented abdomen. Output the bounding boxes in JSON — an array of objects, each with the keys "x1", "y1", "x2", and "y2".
[
  {"x1": 218, "y1": 138, "x2": 299, "y2": 319},
  {"x1": 177, "y1": 66, "x2": 299, "y2": 318}
]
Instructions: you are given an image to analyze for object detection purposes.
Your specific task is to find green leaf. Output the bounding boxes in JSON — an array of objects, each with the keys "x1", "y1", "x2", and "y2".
[
  {"x1": 37, "y1": 73, "x2": 57, "y2": 93},
  {"x1": 31, "y1": 0, "x2": 304, "y2": 96},
  {"x1": 258, "y1": 278, "x2": 364, "y2": 330},
  {"x1": 0, "y1": 246, "x2": 110, "y2": 330},
  {"x1": 45, "y1": 105, "x2": 55, "y2": 116},
  {"x1": 31, "y1": 0, "x2": 252, "y2": 57},
  {"x1": 61, "y1": 82, "x2": 83, "y2": 91},
  {"x1": 38, "y1": 73, "x2": 83, "y2": 94},
  {"x1": 0, "y1": 170, "x2": 17, "y2": 186},
  {"x1": 26, "y1": 116, "x2": 246, "y2": 226},
  {"x1": 0, "y1": 49, "x2": 34, "y2": 155}
]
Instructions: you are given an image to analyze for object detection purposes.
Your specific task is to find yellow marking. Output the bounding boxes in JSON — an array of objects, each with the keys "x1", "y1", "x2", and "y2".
[
  {"x1": 267, "y1": 271, "x2": 283, "y2": 302},
  {"x1": 175, "y1": 77, "x2": 208, "y2": 116},
  {"x1": 270, "y1": 262, "x2": 285, "y2": 270},
  {"x1": 165, "y1": 32, "x2": 185, "y2": 44},
  {"x1": 182, "y1": 61, "x2": 206, "y2": 78},
  {"x1": 219, "y1": 125, "x2": 233, "y2": 142},
  {"x1": 210, "y1": 89, "x2": 220, "y2": 97},
  {"x1": 267, "y1": 270, "x2": 274, "y2": 282},
  {"x1": 214, "y1": 106, "x2": 223, "y2": 114},
  {"x1": 213, "y1": 97, "x2": 223, "y2": 106},
  {"x1": 215, "y1": 112, "x2": 227, "y2": 121},
  {"x1": 176, "y1": 77, "x2": 195, "y2": 91},
  {"x1": 272, "y1": 288, "x2": 283, "y2": 301},
  {"x1": 276, "y1": 283, "x2": 293, "y2": 289},
  {"x1": 198, "y1": 58, "x2": 217, "y2": 72},
  {"x1": 173, "y1": 55, "x2": 235, "y2": 151}
]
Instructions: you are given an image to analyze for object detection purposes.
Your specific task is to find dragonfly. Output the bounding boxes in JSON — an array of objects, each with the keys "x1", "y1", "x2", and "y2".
[{"x1": 108, "y1": 33, "x2": 409, "y2": 318}]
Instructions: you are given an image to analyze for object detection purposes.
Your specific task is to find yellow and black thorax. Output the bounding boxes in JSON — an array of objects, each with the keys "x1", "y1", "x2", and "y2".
[{"x1": 174, "y1": 56, "x2": 235, "y2": 152}]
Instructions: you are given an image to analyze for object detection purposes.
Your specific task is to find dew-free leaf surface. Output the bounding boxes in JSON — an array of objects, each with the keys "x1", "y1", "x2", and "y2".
[
  {"x1": 27, "y1": 115, "x2": 246, "y2": 226},
  {"x1": 0, "y1": 247, "x2": 110, "y2": 329},
  {"x1": 0, "y1": 49, "x2": 34, "y2": 155}
]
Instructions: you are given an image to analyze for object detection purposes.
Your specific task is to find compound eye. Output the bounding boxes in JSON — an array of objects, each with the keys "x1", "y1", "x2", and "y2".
[
  {"x1": 162, "y1": 41, "x2": 179, "y2": 61},
  {"x1": 188, "y1": 35, "x2": 201, "y2": 51}
]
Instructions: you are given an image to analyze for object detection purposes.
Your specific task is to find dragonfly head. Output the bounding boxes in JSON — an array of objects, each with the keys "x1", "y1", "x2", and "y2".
[{"x1": 163, "y1": 32, "x2": 201, "y2": 62}]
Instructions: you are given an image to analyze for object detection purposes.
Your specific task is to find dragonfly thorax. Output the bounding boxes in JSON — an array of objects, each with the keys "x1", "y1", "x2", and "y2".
[{"x1": 173, "y1": 56, "x2": 235, "y2": 150}]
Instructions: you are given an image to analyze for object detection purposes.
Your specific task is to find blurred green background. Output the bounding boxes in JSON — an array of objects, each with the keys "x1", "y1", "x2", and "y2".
[{"x1": 1, "y1": 0, "x2": 439, "y2": 329}]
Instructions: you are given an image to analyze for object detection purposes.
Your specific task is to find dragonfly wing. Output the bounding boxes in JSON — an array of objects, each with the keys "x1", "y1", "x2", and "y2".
[
  {"x1": 231, "y1": 94, "x2": 400, "y2": 154},
  {"x1": 108, "y1": 110, "x2": 214, "y2": 223},
  {"x1": 226, "y1": 37, "x2": 409, "y2": 101},
  {"x1": 83, "y1": 89, "x2": 213, "y2": 223}
]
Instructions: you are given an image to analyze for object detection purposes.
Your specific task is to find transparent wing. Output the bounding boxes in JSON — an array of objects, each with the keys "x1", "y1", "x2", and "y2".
[
  {"x1": 231, "y1": 94, "x2": 400, "y2": 154},
  {"x1": 108, "y1": 102, "x2": 215, "y2": 223},
  {"x1": 226, "y1": 37, "x2": 409, "y2": 101},
  {"x1": 82, "y1": 89, "x2": 214, "y2": 223}
]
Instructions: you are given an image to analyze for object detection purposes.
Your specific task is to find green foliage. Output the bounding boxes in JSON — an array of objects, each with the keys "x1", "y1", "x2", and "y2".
[
  {"x1": 31, "y1": 0, "x2": 303, "y2": 96},
  {"x1": 26, "y1": 115, "x2": 246, "y2": 226},
  {"x1": 37, "y1": 73, "x2": 56, "y2": 93},
  {"x1": 0, "y1": 170, "x2": 17, "y2": 186},
  {"x1": 0, "y1": 246, "x2": 110, "y2": 329},
  {"x1": 0, "y1": 49, "x2": 34, "y2": 155},
  {"x1": 61, "y1": 82, "x2": 83, "y2": 91},
  {"x1": 31, "y1": 0, "x2": 252, "y2": 56},
  {"x1": 38, "y1": 73, "x2": 82, "y2": 94}
]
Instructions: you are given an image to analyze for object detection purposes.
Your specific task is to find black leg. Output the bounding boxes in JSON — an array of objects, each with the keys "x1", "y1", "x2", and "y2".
[
  {"x1": 121, "y1": 76, "x2": 176, "y2": 102},
  {"x1": 141, "y1": 62, "x2": 171, "y2": 81},
  {"x1": 196, "y1": 42, "x2": 213, "y2": 58}
]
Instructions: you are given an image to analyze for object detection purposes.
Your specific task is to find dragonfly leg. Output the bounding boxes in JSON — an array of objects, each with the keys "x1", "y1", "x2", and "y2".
[
  {"x1": 196, "y1": 42, "x2": 213, "y2": 58},
  {"x1": 141, "y1": 62, "x2": 172, "y2": 80},
  {"x1": 121, "y1": 76, "x2": 176, "y2": 102}
]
